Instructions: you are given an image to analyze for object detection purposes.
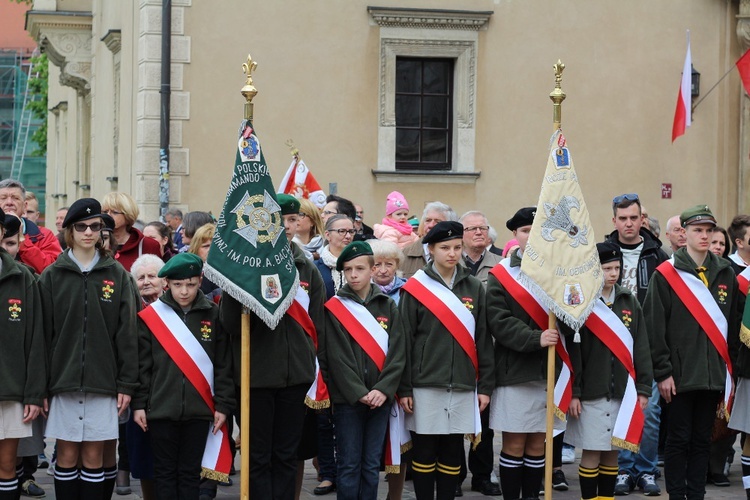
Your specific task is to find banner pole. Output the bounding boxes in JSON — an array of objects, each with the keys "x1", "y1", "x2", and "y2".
[
  {"x1": 544, "y1": 60, "x2": 566, "y2": 500},
  {"x1": 239, "y1": 55, "x2": 258, "y2": 500}
]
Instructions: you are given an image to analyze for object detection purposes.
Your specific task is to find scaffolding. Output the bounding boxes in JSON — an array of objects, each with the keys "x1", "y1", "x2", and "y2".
[{"x1": 0, "y1": 47, "x2": 47, "y2": 215}]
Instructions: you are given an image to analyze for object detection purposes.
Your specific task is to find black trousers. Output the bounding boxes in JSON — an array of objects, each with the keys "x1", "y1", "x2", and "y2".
[
  {"x1": 149, "y1": 419, "x2": 208, "y2": 500},
  {"x1": 663, "y1": 390, "x2": 720, "y2": 500},
  {"x1": 249, "y1": 384, "x2": 308, "y2": 500},
  {"x1": 458, "y1": 406, "x2": 494, "y2": 485}
]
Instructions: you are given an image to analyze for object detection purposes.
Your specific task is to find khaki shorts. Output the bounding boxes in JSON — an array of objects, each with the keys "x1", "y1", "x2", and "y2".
[{"x1": 0, "y1": 401, "x2": 32, "y2": 439}]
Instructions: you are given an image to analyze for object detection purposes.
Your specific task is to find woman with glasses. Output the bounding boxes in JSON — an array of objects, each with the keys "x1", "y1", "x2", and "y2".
[
  {"x1": 40, "y1": 198, "x2": 138, "y2": 499},
  {"x1": 101, "y1": 192, "x2": 162, "y2": 272},
  {"x1": 294, "y1": 198, "x2": 325, "y2": 260}
]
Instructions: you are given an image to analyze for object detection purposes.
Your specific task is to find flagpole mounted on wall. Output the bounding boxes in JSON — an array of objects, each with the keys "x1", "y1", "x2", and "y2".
[
  {"x1": 239, "y1": 53, "x2": 257, "y2": 500},
  {"x1": 544, "y1": 59, "x2": 565, "y2": 500}
]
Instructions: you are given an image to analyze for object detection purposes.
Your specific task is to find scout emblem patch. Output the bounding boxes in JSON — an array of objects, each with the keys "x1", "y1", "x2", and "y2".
[
  {"x1": 8, "y1": 299, "x2": 21, "y2": 321},
  {"x1": 102, "y1": 280, "x2": 115, "y2": 300}
]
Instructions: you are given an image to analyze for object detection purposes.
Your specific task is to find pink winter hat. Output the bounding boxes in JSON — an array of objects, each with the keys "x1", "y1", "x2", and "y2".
[{"x1": 385, "y1": 191, "x2": 409, "y2": 215}]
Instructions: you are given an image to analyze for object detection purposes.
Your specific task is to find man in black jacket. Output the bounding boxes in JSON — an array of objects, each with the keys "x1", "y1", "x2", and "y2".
[{"x1": 606, "y1": 194, "x2": 669, "y2": 496}]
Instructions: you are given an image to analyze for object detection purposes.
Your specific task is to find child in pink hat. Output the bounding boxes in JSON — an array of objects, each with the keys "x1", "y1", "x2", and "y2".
[{"x1": 373, "y1": 191, "x2": 419, "y2": 249}]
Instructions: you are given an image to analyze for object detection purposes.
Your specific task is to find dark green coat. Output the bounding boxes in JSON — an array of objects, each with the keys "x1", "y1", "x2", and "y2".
[
  {"x1": 133, "y1": 290, "x2": 234, "y2": 420},
  {"x1": 39, "y1": 250, "x2": 139, "y2": 397},
  {"x1": 398, "y1": 264, "x2": 494, "y2": 396},
  {"x1": 485, "y1": 253, "x2": 563, "y2": 387},
  {"x1": 321, "y1": 284, "x2": 405, "y2": 406},
  {"x1": 645, "y1": 249, "x2": 741, "y2": 393},
  {"x1": 567, "y1": 285, "x2": 653, "y2": 401},
  {"x1": 0, "y1": 250, "x2": 46, "y2": 406},
  {"x1": 220, "y1": 242, "x2": 325, "y2": 389}
]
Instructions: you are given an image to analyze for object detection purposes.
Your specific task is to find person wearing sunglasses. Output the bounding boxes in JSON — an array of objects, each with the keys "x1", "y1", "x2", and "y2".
[
  {"x1": 39, "y1": 198, "x2": 138, "y2": 499},
  {"x1": 605, "y1": 194, "x2": 669, "y2": 497}
]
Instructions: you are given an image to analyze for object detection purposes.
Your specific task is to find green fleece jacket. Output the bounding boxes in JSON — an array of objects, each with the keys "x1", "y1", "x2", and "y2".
[
  {"x1": 645, "y1": 248, "x2": 741, "y2": 392},
  {"x1": 0, "y1": 250, "x2": 46, "y2": 406},
  {"x1": 321, "y1": 284, "x2": 405, "y2": 406},
  {"x1": 485, "y1": 252, "x2": 563, "y2": 387},
  {"x1": 398, "y1": 264, "x2": 494, "y2": 396},
  {"x1": 220, "y1": 242, "x2": 324, "y2": 389},
  {"x1": 39, "y1": 250, "x2": 139, "y2": 397},
  {"x1": 567, "y1": 285, "x2": 653, "y2": 401},
  {"x1": 133, "y1": 290, "x2": 234, "y2": 420}
]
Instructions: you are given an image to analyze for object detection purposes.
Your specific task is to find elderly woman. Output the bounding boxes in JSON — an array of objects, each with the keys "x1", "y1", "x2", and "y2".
[
  {"x1": 294, "y1": 198, "x2": 325, "y2": 260},
  {"x1": 368, "y1": 239, "x2": 406, "y2": 304},
  {"x1": 131, "y1": 254, "x2": 166, "y2": 307},
  {"x1": 101, "y1": 192, "x2": 161, "y2": 272},
  {"x1": 123, "y1": 254, "x2": 166, "y2": 500}
]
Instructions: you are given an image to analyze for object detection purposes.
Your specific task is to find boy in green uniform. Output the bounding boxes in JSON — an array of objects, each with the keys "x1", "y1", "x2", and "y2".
[
  {"x1": 322, "y1": 240, "x2": 405, "y2": 500},
  {"x1": 133, "y1": 252, "x2": 234, "y2": 499}
]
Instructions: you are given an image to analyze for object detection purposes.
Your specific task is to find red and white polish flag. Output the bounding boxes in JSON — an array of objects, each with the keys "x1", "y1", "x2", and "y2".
[{"x1": 672, "y1": 31, "x2": 692, "y2": 142}]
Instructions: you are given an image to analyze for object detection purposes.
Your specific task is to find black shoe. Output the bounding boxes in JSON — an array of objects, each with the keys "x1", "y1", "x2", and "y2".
[
  {"x1": 709, "y1": 473, "x2": 730, "y2": 487},
  {"x1": 218, "y1": 477, "x2": 233, "y2": 487},
  {"x1": 19, "y1": 479, "x2": 45, "y2": 498},
  {"x1": 471, "y1": 478, "x2": 502, "y2": 496},
  {"x1": 313, "y1": 481, "x2": 335, "y2": 495},
  {"x1": 455, "y1": 483, "x2": 464, "y2": 497},
  {"x1": 552, "y1": 469, "x2": 569, "y2": 491}
]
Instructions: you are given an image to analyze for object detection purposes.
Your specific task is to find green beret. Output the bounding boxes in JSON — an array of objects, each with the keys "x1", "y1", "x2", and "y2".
[
  {"x1": 158, "y1": 252, "x2": 204, "y2": 279},
  {"x1": 277, "y1": 194, "x2": 301, "y2": 216},
  {"x1": 336, "y1": 241, "x2": 373, "y2": 271},
  {"x1": 680, "y1": 204, "x2": 716, "y2": 227}
]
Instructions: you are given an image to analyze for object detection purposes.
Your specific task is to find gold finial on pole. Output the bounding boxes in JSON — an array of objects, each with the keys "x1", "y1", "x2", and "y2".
[
  {"x1": 285, "y1": 139, "x2": 299, "y2": 159},
  {"x1": 241, "y1": 54, "x2": 258, "y2": 120},
  {"x1": 549, "y1": 60, "x2": 566, "y2": 130}
]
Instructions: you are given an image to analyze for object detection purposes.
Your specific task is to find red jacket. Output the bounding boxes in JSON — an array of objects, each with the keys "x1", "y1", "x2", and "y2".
[
  {"x1": 114, "y1": 228, "x2": 162, "y2": 272},
  {"x1": 18, "y1": 219, "x2": 62, "y2": 274}
]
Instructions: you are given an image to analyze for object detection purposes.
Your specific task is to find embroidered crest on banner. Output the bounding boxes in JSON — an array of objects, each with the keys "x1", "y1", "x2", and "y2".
[
  {"x1": 541, "y1": 195, "x2": 589, "y2": 248},
  {"x1": 230, "y1": 190, "x2": 282, "y2": 248}
]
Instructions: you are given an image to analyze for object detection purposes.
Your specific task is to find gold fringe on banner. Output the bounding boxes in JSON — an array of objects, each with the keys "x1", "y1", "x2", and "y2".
[
  {"x1": 384, "y1": 465, "x2": 400, "y2": 474},
  {"x1": 201, "y1": 468, "x2": 229, "y2": 483},
  {"x1": 740, "y1": 325, "x2": 750, "y2": 348},
  {"x1": 466, "y1": 432, "x2": 482, "y2": 451},
  {"x1": 554, "y1": 406, "x2": 567, "y2": 422},
  {"x1": 611, "y1": 437, "x2": 640, "y2": 453},
  {"x1": 400, "y1": 441, "x2": 413, "y2": 454},
  {"x1": 304, "y1": 397, "x2": 330, "y2": 410}
]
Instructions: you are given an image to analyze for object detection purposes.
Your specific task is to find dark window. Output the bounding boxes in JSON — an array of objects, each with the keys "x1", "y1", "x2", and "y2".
[{"x1": 395, "y1": 58, "x2": 453, "y2": 170}]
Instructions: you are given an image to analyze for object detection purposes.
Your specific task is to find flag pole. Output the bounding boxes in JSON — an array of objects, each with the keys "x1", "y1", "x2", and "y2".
[
  {"x1": 239, "y1": 54, "x2": 258, "y2": 500},
  {"x1": 544, "y1": 60, "x2": 566, "y2": 500}
]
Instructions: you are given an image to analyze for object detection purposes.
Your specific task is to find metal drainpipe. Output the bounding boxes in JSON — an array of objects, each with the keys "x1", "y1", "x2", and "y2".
[{"x1": 159, "y1": 0, "x2": 171, "y2": 219}]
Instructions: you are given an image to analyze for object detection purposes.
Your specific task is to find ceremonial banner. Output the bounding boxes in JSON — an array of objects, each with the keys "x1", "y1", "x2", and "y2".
[
  {"x1": 278, "y1": 155, "x2": 327, "y2": 209},
  {"x1": 519, "y1": 130, "x2": 603, "y2": 335},
  {"x1": 204, "y1": 120, "x2": 299, "y2": 329}
]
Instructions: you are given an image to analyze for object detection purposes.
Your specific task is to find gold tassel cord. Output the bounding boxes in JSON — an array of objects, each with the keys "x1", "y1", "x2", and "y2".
[
  {"x1": 611, "y1": 437, "x2": 640, "y2": 453},
  {"x1": 740, "y1": 324, "x2": 750, "y2": 348},
  {"x1": 201, "y1": 468, "x2": 229, "y2": 483},
  {"x1": 304, "y1": 397, "x2": 331, "y2": 410},
  {"x1": 384, "y1": 465, "x2": 400, "y2": 474}
]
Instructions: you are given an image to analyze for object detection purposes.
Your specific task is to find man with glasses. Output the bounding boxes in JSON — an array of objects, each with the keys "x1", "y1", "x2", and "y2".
[
  {"x1": 454, "y1": 210, "x2": 503, "y2": 497},
  {"x1": 0, "y1": 179, "x2": 61, "y2": 274},
  {"x1": 606, "y1": 194, "x2": 669, "y2": 496}
]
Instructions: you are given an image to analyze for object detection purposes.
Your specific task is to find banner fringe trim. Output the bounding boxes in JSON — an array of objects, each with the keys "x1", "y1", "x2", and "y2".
[
  {"x1": 304, "y1": 397, "x2": 330, "y2": 410},
  {"x1": 203, "y1": 263, "x2": 299, "y2": 330},
  {"x1": 200, "y1": 468, "x2": 229, "y2": 483},
  {"x1": 611, "y1": 437, "x2": 640, "y2": 453}
]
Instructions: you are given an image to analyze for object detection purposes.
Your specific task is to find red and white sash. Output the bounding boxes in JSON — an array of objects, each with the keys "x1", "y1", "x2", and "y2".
[
  {"x1": 325, "y1": 295, "x2": 408, "y2": 471},
  {"x1": 138, "y1": 301, "x2": 232, "y2": 481},
  {"x1": 585, "y1": 300, "x2": 644, "y2": 451},
  {"x1": 657, "y1": 259, "x2": 733, "y2": 417},
  {"x1": 287, "y1": 287, "x2": 329, "y2": 409},
  {"x1": 489, "y1": 260, "x2": 574, "y2": 420},
  {"x1": 402, "y1": 269, "x2": 482, "y2": 436},
  {"x1": 737, "y1": 266, "x2": 750, "y2": 297}
]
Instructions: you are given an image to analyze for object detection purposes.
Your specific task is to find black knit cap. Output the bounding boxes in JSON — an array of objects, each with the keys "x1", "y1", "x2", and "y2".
[
  {"x1": 423, "y1": 221, "x2": 464, "y2": 244},
  {"x1": 62, "y1": 198, "x2": 103, "y2": 228},
  {"x1": 506, "y1": 207, "x2": 536, "y2": 231}
]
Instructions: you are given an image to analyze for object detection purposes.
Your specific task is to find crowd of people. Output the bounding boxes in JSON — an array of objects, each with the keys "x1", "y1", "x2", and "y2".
[{"x1": 0, "y1": 178, "x2": 749, "y2": 500}]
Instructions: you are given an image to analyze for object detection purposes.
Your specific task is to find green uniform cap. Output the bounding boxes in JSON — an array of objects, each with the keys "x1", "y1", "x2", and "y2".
[
  {"x1": 158, "y1": 252, "x2": 204, "y2": 279},
  {"x1": 680, "y1": 204, "x2": 717, "y2": 227},
  {"x1": 277, "y1": 194, "x2": 301, "y2": 216},
  {"x1": 336, "y1": 241, "x2": 373, "y2": 271}
]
